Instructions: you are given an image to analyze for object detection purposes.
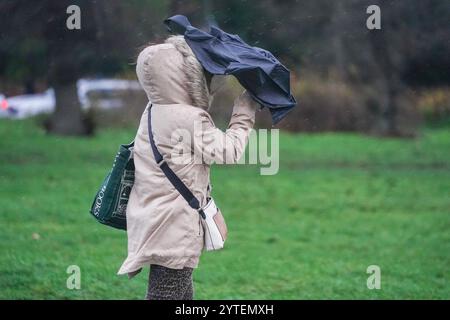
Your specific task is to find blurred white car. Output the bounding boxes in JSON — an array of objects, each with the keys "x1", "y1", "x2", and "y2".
[
  {"x1": 0, "y1": 78, "x2": 142, "y2": 119},
  {"x1": 0, "y1": 89, "x2": 55, "y2": 119}
]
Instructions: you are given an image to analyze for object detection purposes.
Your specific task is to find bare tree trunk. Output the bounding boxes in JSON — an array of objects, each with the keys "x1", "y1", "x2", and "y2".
[
  {"x1": 331, "y1": 1, "x2": 347, "y2": 80},
  {"x1": 43, "y1": 2, "x2": 94, "y2": 136},
  {"x1": 368, "y1": 30, "x2": 401, "y2": 136},
  {"x1": 46, "y1": 82, "x2": 92, "y2": 136}
]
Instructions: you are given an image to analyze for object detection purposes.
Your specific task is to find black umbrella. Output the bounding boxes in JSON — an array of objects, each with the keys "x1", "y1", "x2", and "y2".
[{"x1": 164, "y1": 15, "x2": 297, "y2": 124}]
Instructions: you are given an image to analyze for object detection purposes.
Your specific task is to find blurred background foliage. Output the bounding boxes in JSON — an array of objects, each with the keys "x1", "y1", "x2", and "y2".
[{"x1": 0, "y1": 0, "x2": 449, "y2": 136}]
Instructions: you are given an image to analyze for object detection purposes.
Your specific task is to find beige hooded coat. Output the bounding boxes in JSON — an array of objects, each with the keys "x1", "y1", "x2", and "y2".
[{"x1": 118, "y1": 36, "x2": 258, "y2": 276}]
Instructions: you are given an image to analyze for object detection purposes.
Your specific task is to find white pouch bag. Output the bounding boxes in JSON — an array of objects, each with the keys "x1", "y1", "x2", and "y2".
[{"x1": 200, "y1": 198, "x2": 228, "y2": 251}]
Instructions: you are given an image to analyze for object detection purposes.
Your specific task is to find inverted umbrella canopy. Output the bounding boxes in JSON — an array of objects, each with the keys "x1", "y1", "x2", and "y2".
[{"x1": 164, "y1": 15, "x2": 297, "y2": 124}]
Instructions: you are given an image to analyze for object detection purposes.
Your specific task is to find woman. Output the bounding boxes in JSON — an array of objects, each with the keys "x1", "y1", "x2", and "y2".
[{"x1": 117, "y1": 35, "x2": 259, "y2": 300}]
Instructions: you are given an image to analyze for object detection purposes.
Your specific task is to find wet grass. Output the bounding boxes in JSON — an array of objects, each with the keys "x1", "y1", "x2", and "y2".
[{"x1": 0, "y1": 119, "x2": 449, "y2": 299}]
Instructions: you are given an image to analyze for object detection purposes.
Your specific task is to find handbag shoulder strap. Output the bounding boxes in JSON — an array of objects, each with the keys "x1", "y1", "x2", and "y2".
[{"x1": 147, "y1": 104, "x2": 205, "y2": 218}]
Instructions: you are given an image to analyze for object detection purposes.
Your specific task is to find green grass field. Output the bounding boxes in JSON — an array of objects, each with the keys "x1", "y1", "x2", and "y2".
[{"x1": 0, "y1": 119, "x2": 449, "y2": 299}]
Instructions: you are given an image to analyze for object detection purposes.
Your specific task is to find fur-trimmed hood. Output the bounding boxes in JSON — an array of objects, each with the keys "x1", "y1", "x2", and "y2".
[{"x1": 136, "y1": 36, "x2": 210, "y2": 110}]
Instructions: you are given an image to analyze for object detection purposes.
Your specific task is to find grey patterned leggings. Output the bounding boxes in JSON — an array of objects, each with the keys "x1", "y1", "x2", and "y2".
[{"x1": 146, "y1": 264, "x2": 194, "y2": 300}]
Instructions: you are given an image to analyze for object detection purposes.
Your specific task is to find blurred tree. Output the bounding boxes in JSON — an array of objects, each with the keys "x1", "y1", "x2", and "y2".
[
  {"x1": 0, "y1": 0, "x2": 168, "y2": 135},
  {"x1": 1, "y1": 0, "x2": 448, "y2": 135},
  {"x1": 211, "y1": 0, "x2": 449, "y2": 135}
]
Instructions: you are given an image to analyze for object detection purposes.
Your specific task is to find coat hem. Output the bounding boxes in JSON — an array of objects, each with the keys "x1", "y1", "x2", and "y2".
[{"x1": 117, "y1": 254, "x2": 200, "y2": 277}]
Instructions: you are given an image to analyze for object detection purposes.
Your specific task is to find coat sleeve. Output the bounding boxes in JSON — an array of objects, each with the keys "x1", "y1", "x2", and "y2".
[{"x1": 192, "y1": 91, "x2": 258, "y2": 165}]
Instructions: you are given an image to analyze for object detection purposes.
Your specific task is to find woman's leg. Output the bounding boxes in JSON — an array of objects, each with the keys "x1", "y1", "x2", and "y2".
[
  {"x1": 146, "y1": 264, "x2": 194, "y2": 300},
  {"x1": 182, "y1": 276, "x2": 194, "y2": 300}
]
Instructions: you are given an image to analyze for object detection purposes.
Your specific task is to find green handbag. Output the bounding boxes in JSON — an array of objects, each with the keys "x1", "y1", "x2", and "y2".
[{"x1": 89, "y1": 142, "x2": 135, "y2": 230}]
